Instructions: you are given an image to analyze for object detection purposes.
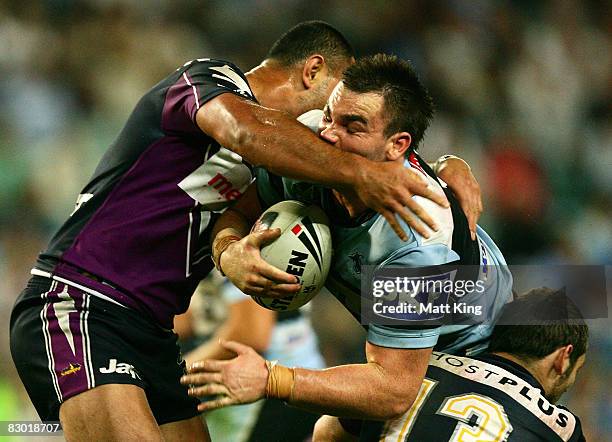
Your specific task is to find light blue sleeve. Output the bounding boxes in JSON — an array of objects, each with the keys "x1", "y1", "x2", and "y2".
[
  {"x1": 367, "y1": 324, "x2": 440, "y2": 349},
  {"x1": 366, "y1": 243, "x2": 459, "y2": 349},
  {"x1": 380, "y1": 242, "x2": 460, "y2": 268}
]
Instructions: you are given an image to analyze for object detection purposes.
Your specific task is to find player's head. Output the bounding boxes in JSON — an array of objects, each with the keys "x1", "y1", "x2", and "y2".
[
  {"x1": 262, "y1": 21, "x2": 355, "y2": 115},
  {"x1": 488, "y1": 288, "x2": 589, "y2": 403},
  {"x1": 318, "y1": 54, "x2": 434, "y2": 162}
]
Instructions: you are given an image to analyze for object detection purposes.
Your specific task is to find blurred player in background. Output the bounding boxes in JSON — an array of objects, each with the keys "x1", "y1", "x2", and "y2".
[
  {"x1": 182, "y1": 54, "x2": 512, "y2": 437},
  {"x1": 175, "y1": 271, "x2": 323, "y2": 442},
  {"x1": 10, "y1": 21, "x2": 473, "y2": 441},
  {"x1": 357, "y1": 287, "x2": 588, "y2": 441}
]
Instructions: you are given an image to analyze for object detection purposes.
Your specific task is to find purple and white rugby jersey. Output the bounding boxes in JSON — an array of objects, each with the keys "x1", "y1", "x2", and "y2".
[{"x1": 34, "y1": 59, "x2": 255, "y2": 328}]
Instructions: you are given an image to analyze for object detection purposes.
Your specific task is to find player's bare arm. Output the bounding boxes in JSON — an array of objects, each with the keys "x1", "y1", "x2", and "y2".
[
  {"x1": 197, "y1": 93, "x2": 448, "y2": 240},
  {"x1": 211, "y1": 156, "x2": 483, "y2": 299},
  {"x1": 182, "y1": 340, "x2": 431, "y2": 420}
]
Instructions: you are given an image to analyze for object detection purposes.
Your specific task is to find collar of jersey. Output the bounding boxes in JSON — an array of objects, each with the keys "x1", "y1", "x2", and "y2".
[{"x1": 477, "y1": 353, "x2": 545, "y2": 392}]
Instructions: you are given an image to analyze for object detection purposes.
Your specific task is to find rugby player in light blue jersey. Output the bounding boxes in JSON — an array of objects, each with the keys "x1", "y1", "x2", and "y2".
[{"x1": 182, "y1": 54, "x2": 513, "y2": 440}]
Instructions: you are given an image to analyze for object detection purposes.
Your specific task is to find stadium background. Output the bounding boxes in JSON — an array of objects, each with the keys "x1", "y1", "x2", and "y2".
[{"x1": 0, "y1": 0, "x2": 609, "y2": 440}]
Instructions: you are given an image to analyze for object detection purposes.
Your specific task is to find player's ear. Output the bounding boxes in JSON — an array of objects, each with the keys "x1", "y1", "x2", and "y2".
[
  {"x1": 552, "y1": 345, "x2": 573, "y2": 375},
  {"x1": 385, "y1": 132, "x2": 412, "y2": 161},
  {"x1": 302, "y1": 55, "x2": 326, "y2": 89}
]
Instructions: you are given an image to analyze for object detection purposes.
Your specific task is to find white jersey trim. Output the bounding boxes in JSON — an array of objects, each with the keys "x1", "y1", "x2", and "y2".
[
  {"x1": 182, "y1": 72, "x2": 200, "y2": 110},
  {"x1": 31, "y1": 268, "x2": 52, "y2": 278}
]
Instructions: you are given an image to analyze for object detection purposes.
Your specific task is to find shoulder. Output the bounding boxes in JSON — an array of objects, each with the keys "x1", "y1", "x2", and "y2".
[
  {"x1": 372, "y1": 157, "x2": 455, "y2": 262},
  {"x1": 561, "y1": 407, "x2": 585, "y2": 442},
  {"x1": 406, "y1": 157, "x2": 455, "y2": 247},
  {"x1": 180, "y1": 58, "x2": 254, "y2": 100},
  {"x1": 378, "y1": 217, "x2": 459, "y2": 267},
  {"x1": 179, "y1": 58, "x2": 244, "y2": 75}
]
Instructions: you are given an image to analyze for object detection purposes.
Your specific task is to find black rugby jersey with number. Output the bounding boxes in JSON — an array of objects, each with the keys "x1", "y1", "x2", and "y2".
[
  {"x1": 362, "y1": 352, "x2": 584, "y2": 441},
  {"x1": 33, "y1": 59, "x2": 256, "y2": 329}
]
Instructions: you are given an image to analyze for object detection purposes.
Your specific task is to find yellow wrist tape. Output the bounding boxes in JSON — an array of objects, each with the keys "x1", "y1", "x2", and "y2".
[
  {"x1": 265, "y1": 360, "x2": 295, "y2": 401},
  {"x1": 212, "y1": 235, "x2": 241, "y2": 275}
]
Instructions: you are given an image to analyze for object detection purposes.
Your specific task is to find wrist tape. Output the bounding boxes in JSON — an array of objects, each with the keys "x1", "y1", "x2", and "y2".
[
  {"x1": 265, "y1": 360, "x2": 295, "y2": 401},
  {"x1": 212, "y1": 235, "x2": 241, "y2": 274}
]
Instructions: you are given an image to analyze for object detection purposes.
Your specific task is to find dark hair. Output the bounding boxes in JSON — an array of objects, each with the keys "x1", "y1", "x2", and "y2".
[
  {"x1": 266, "y1": 21, "x2": 354, "y2": 71},
  {"x1": 342, "y1": 54, "x2": 434, "y2": 148},
  {"x1": 489, "y1": 288, "x2": 588, "y2": 365}
]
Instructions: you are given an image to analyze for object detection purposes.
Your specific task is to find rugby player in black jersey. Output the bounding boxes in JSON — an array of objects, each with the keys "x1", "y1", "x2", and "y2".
[
  {"x1": 10, "y1": 21, "x2": 481, "y2": 441},
  {"x1": 325, "y1": 288, "x2": 587, "y2": 441}
]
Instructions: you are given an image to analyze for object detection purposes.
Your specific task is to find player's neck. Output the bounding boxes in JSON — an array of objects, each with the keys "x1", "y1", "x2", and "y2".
[
  {"x1": 245, "y1": 61, "x2": 302, "y2": 118},
  {"x1": 491, "y1": 352, "x2": 551, "y2": 395},
  {"x1": 331, "y1": 155, "x2": 407, "y2": 219},
  {"x1": 332, "y1": 189, "x2": 368, "y2": 218}
]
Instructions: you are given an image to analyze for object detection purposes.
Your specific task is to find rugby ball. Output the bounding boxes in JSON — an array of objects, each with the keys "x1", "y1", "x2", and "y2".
[{"x1": 252, "y1": 200, "x2": 332, "y2": 311}]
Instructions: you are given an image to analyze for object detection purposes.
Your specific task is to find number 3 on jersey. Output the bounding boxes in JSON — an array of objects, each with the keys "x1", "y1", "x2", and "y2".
[
  {"x1": 437, "y1": 393, "x2": 513, "y2": 442},
  {"x1": 381, "y1": 379, "x2": 513, "y2": 442}
]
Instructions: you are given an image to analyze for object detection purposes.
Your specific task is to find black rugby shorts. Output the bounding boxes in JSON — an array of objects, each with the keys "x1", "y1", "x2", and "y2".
[{"x1": 10, "y1": 276, "x2": 200, "y2": 424}]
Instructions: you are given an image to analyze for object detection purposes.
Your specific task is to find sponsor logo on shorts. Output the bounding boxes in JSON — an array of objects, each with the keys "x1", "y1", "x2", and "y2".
[
  {"x1": 99, "y1": 359, "x2": 142, "y2": 380},
  {"x1": 60, "y1": 363, "x2": 82, "y2": 376}
]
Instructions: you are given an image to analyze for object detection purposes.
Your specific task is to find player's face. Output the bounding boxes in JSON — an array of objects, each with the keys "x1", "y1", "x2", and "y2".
[
  {"x1": 548, "y1": 354, "x2": 586, "y2": 403},
  {"x1": 318, "y1": 82, "x2": 390, "y2": 162}
]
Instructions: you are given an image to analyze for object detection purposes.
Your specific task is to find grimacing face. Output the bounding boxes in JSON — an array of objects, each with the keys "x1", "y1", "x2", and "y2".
[{"x1": 317, "y1": 82, "x2": 391, "y2": 162}]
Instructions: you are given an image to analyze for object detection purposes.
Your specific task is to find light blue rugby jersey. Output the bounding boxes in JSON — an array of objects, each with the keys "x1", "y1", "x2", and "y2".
[{"x1": 255, "y1": 111, "x2": 513, "y2": 355}]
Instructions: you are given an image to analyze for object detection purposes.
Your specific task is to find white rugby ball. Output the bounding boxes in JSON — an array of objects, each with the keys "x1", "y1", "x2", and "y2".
[{"x1": 252, "y1": 200, "x2": 332, "y2": 311}]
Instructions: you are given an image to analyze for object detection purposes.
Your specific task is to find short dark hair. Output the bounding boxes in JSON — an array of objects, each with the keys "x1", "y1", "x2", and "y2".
[
  {"x1": 266, "y1": 21, "x2": 354, "y2": 71},
  {"x1": 488, "y1": 288, "x2": 588, "y2": 365},
  {"x1": 342, "y1": 54, "x2": 434, "y2": 148}
]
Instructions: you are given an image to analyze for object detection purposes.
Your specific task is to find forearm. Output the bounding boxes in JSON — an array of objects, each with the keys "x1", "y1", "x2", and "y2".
[
  {"x1": 212, "y1": 207, "x2": 251, "y2": 241},
  {"x1": 211, "y1": 182, "x2": 264, "y2": 248},
  {"x1": 240, "y1": 107, "x2": 362, "y2": 188},
  {"x1": 183, "y1": 342, "x2": 429, "y2": 418},
  {"x1": 206, "y1": 100, "x2": 363, "y2": 191},
  {"x1": 283, "y1": 363, "x2": 418, "y2": 421}
]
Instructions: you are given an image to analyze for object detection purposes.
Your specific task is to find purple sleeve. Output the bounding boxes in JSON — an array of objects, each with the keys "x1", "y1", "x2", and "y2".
[{"x1": 162, "y1": 59, "x2": 255, "y2": 135}]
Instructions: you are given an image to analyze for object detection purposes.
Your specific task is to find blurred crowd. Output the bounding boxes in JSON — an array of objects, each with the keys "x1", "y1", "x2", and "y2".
[{"x1": 0, "y1": 0, "x2": 610, "y2": 440}]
